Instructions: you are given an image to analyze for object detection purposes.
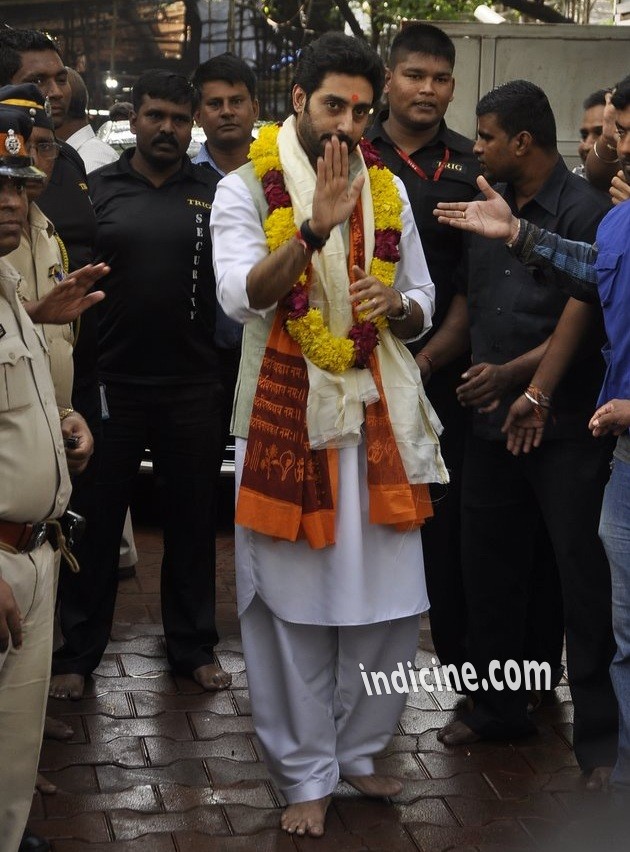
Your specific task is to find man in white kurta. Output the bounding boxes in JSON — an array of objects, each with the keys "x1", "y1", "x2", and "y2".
[{"x1": 211, "y1": 33, "x2": 446, "y2": 838}]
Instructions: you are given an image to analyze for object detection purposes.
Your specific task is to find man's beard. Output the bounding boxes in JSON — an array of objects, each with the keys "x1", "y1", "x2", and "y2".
[{"x1": 298, "y1": 106, "x2": 356, "y2": 162}]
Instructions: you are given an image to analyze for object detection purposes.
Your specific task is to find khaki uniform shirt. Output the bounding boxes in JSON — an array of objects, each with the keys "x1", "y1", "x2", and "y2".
[
  {"x1": 7, "y1": 203, "x2": 74, "y2": 407},
  {"x1": 0, "y1": 257, "x2": 71, "y2": 527}
]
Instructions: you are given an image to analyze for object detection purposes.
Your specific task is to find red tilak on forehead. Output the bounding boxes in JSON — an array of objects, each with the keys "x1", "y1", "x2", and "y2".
[{"x1": 351, "y1": 93, "x2": 359, "y2": 102}]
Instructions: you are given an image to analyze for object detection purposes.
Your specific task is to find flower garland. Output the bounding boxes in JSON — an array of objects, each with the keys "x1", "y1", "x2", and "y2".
[{"x1": 249, "y1": 124, "x2": 403, "y2": 373}]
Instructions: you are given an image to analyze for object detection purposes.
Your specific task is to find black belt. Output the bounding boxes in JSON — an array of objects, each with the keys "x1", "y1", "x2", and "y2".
[{"x1": 0, "y1": 519, "x2": 48, "y2": 553}]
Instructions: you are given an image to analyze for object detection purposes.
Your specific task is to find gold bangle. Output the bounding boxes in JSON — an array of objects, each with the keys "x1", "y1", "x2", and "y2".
[
  {"x1": 593, "y1": 139, "x2": 619, "y2": 164},
  {"x1": 58, "y1": 407, "x2": 75, "y2": 421}
]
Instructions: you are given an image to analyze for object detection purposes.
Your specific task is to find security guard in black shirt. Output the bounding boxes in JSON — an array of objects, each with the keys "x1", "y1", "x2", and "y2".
[{"x1": 368, "y1": 23, "x2": 479, "y2": 674}]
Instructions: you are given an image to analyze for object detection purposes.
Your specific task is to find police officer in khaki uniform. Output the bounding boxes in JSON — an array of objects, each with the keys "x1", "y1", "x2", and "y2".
[
  {"x1": 0, "y1": 106, "x2": 107, "y2": 852},
  {"x1": 3, "y1": 84, "x2": 74, "y2": 408}
]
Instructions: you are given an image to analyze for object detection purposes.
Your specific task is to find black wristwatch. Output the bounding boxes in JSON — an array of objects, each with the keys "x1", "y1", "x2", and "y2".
[{"x1": 299, "y1": 219, "x2": 329, "y2": 251}]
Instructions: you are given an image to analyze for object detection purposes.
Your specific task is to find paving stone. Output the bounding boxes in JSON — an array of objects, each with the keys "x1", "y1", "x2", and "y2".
[
  {"x1": 109, "y1": 806, "x2": 231, "y2": 838},
  {"x1": 232, "y1": 689, "x2": 252, "y2": 716},
  {"x1": 335, "y1": 797, "x2": 431, "y2": 849},
  {"x1": 32, "y1": 764, "x2": 100, "y2": 795},
  {"x1": 117, "y1": 653, "x2": 172, "y2": 676},
  {"x1": 516, "y1": 743, "x2": 579, "y2": 775},
  {"x1": 223, "y1": 803, "x2": 283, "y2": 834},
  {"x1": 446, "y1": 791, "x2": 565, "y2": 825},
  {"x1": 399, "y1": 706, "x2": 453, "y2": 734},
  {"x1": 173, "y1": 830, "x2": 295, "y2": 851},
  {"x1": 89, "y1": 673, "x2": 179, "y2": 694},
  {"x1": 189, "y1": 712, "x2": 256, "y2": 738},
  {"x1": 43, "y1": 786, "x2": 159, "y2": 818},
  {"x1": 96, "y1": 760, "x2": 210, "y2": 791},
  {"x1": 205, "y1": 757, "x2": 273, "y2": 787},
  {"x1": 47, "y1": 689, "x2": 135, "y2": 719},
  {"x1": 85, "y1": 710, "x2": 193, "y2": 742},
  {"x1": 39, "y1": 737, "x2": 146, "y2": 771},
  {"x1": 144, "y1": 733, "x2": 258, "y2": 764},
  {"x1": 29, "y1": 812, "x2": 110, "y2": 843},
  {"x1": 52, "y1": 836, "x2": 176, "y2": 852},
  {"x1": 418, "y1": 745, "x2": 535, "y2": 779},
  {"x1": 132, "y1": 688, "x2": 235, "y2": 716},
  {"x1": 93, "y1": 656, "x2": 124, "y2": 678},
  {"x1": 407, "y1": 819, "x2": 535, "y2": 851},
  {"x1": 159, "y1": 780, "x2": 275, "y2": 808}
]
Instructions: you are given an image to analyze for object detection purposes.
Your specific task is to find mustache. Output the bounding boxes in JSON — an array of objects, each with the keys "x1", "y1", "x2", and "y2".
[
  {"x1": 153, "y1": 133, "x2": 177, "y2": 146},
  {"x1": 320, "y1": 132, "x2": 354, "y2": 149}
]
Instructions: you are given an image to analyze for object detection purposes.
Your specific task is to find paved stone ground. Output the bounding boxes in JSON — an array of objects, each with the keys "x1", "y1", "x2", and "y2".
[{"x1": 33, "y1": 526, "x2": 616, "y2": 851}]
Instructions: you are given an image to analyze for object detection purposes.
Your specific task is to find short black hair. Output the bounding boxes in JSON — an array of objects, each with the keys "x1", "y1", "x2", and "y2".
[
  {"x1": 388, "y1": 23, "x2": 455, "y2": 70},
  {"x1": 132, "y1": 69, "x2": 199, "y2": 113},
  {"x1": 582, "y1": 89, "x2": 607, "y2": 111},
  {"x1": 611, "y1": 75, "x2": 630, "y2": 111},
  {"x1": 66, "y1": 67, "x2": 88, "y2": 119},
  {"x1": 477, "y1": 79, "x2": 557, "y2": 150},
  {"x1": 292, "y1": 33, "x2": 384, "y2": 110},
  {"x1": 109, "y1": 101, "x2": 133, "y2": 120},
  {"x1": 191, "y1": 53, "x2": 256, "y2": 100},
  {"x1": 0, "y1": 28, "x2": 63, "y2": 85}
]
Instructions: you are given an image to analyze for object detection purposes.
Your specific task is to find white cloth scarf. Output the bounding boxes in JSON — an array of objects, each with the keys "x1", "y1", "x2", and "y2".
[{"x1": 277, "y1": 116, "x2": 448, "y2": 485}]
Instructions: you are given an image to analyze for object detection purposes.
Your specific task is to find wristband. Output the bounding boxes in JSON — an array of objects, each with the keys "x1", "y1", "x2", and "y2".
[{"x1": 299, "y1": 219, "x2": 329, "y2": 251}]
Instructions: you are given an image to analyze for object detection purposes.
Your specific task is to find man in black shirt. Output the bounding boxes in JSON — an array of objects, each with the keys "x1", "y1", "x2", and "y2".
[
  {"x1": 0, "y1": 29, "x2": 99, "y2": 426},
  {"x1": 433, "y1": 80, "x2": 617, "y2": 789},
  {"x1": 51, "y1": 70, "x2": 230, "y2": 696},
  {"x1": 367, "y1": 24, "x2": 479, "y2": 673}
]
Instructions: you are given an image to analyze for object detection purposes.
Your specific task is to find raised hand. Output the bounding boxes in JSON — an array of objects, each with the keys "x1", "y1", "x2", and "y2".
[
  {"x1": 433, "y1": 175, "x2": 518, "y2": 241},
  {"x1": 610, "y1": 171, "x2": 630, "y2": 206},
  {"x1": 310, "y1": 136, "x2": 365, "y2": 239},
  {"x1": 26, "y1": 262, "x2": 109, "y2": 325}
]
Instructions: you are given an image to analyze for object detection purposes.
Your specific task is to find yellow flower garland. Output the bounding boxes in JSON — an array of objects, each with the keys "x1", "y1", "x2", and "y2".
[{"x1": 250, "y1": 123, "x2": 403, "y2": 373}]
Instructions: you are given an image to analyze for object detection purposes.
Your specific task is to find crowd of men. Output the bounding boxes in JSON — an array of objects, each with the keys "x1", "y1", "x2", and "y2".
[{"x1": 0, "y1": 20, "x2": 629, "y2": 852}]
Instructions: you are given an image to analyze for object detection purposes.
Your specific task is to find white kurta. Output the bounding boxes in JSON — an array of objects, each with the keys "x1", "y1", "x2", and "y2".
[{"x1": 212, "y1": 169, "x2": 434, "y2": 626}]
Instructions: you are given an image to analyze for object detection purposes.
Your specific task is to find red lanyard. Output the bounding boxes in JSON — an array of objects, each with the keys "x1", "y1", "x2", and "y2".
[{"x1": 394, "y1": 144, "x2": 450, "y2": 182}]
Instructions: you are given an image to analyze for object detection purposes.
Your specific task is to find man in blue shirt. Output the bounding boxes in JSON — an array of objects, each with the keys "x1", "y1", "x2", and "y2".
[{"x1": 191, "y1": 53, "x2": 258, "y2": 446}]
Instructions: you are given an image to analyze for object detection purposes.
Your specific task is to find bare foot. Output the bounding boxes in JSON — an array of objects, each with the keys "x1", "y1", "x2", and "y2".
[
  {"x1": 44, "y1": 715, "x2": 74, "y2": 740},
  {"x1": 342, "y1": 774, "x2": 403, "y2": 797},
  {"x1": 49, "y1": 673, "x2": 85, "y2": 701},
  {"x1": 36, "y1": 772, "x2": 57, "y2": 795},
  {"x1": 436, "y1": 720, "x2": 481, "y2": 746},
  {"x1": 192, "y1": 663, "x2": 232, "y2": 692},
  {"x1": 281, "y1": 796, "x2": 331, "y2": 836},
  {"x1": 585, "y1": 766, "x2": 613, "y2": 791}
]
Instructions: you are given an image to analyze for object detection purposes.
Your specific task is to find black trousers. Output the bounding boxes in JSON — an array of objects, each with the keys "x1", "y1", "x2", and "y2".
[
  {"x1": 460, "y1": 433, "x2": 618, "y2": 770},
  {"x1": 422, "y1": 359, "x2": 469, "y2": 670},
  {"x1": 53, "y1": 379, "x2": 225, "y2": 676}
]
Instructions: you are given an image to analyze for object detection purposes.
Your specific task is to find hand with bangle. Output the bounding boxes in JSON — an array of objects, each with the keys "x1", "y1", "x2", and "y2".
[{"x1": 502, "y1": 384, "x2": 551, "y2": 456}]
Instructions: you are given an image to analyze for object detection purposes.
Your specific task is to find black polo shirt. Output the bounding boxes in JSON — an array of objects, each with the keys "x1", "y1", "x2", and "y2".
[
  {"x1": 367, "y1": 113, "x2": 480, "y2": 342},
  {"x1": 464, "y1": 158, "x2": 611, "y2": 441},
  {"x1": 38, "y1": 141, "x2": 99, "y2": 396},
  {"x1": 89, "y1": 149, "x2": 220, "y2": 384}
]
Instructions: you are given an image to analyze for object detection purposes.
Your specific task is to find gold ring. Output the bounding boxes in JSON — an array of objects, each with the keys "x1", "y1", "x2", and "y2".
[{"x1": 461, "y1": 210, "x2": 466, "y2": 220}]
